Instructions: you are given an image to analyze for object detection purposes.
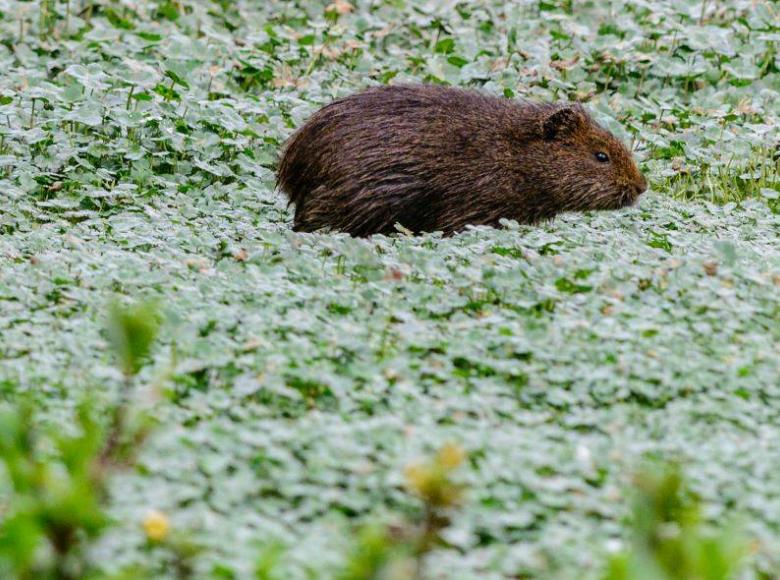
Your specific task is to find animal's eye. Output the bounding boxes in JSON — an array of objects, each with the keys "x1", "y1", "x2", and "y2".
[{"x1": 595, "y1": 151, "x2": 610, "y2": 163}]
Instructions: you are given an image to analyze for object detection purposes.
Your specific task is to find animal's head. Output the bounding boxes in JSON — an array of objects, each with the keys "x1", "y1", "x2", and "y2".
[{"x1": 527, "y1": 104, "x2": 647, "y2": 213}]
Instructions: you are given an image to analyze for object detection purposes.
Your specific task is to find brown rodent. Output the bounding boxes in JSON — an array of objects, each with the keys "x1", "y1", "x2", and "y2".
[{"x1": 277, "y1": 84, "x2": 647, "y2": 236}]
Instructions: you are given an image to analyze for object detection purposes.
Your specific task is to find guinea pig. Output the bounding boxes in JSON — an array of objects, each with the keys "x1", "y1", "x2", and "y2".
[{"x1": 277, "y1": 84, "x2": 647, "y2": 236}]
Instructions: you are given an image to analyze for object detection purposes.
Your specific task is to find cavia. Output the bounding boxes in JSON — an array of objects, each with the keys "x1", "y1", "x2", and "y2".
[{"x1": 278, "y1": 84, "x2": 647, "y2": 236}]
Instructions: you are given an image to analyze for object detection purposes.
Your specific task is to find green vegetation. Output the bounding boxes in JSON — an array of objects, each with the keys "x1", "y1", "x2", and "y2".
[
  {"x1": 605, "y1": 465, "x2": 749, "y2": 580},
  {"x1": 0, "y1": 0, "x2": 778, "y2": 578},
  {"x1": 0, "y1": 303, "x2": 165, "y2": 579}
]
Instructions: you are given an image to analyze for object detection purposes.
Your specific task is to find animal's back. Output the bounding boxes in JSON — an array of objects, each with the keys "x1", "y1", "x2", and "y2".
[{"x1": 277, "y1": 85, "x2": 525, "y2": 235}]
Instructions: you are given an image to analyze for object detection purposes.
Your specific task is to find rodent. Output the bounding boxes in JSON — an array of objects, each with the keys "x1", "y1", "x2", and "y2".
[{"x1": 277, "y1": 84, "x2": 647, "y2": 237}]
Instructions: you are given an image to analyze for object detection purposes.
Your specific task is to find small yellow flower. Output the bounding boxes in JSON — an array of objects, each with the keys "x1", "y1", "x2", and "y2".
[
  {"x1": 404, "y1": 444, "x2": 467, "y2": 508},
  {"x1": 143, "y1": 509, "x2": 170, "y2": 542},
  {"x1": 436, "y1": 443, "x2": 466, "y2": 470},
  {"x1": 404, "y1": 462, "x2": 432, "y2": 496}
]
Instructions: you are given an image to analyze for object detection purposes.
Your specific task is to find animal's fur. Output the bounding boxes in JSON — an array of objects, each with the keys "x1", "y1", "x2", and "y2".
[{"x1": 277, "y1": 84, "x2": 647, "y2": 236}]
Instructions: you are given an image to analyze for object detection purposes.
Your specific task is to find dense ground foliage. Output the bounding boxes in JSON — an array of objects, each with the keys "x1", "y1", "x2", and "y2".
[{"x1": 0, "y1": 0, "x2": 779, "y2": 577}]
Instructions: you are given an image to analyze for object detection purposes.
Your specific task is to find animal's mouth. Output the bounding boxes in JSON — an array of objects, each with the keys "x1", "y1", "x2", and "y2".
[
  {"x1": 618, "y1": 186, "x2": 646, "y2": 208},
  {"x1": 584, "y1": 184, "x2": 647, "y2": 212},
  {"x1": 621, "y1": 192, "x2": 640, "y2": 207},
  {"x1": 603, "y1": 192, "x2": 637, "y2": 210}
]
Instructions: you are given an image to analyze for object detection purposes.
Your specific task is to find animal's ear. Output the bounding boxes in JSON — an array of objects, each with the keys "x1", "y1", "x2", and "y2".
[{"x1": 541, "y1": 105, "x2": 587, "y2": 141}]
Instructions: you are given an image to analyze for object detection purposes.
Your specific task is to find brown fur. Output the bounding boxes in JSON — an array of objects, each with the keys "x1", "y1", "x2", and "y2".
[{"x1": 277, "y1": 84, "x2": 647, "y2": 236}]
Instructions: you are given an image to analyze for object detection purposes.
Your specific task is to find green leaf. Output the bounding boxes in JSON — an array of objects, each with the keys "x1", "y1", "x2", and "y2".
[
  {"x1": 106, "y1": 301, "x2": 160, "y2": 376},
  {"x1": 435, "y1": 38, "x2": 455, "y2": 54},
  {"x1": 157, "y1": 2, "x2": 180, "y2": 20},
  {"x1": 447, "y1": 55, "x2": 469, "y2": 68},
  {"x1": 648, "y1": 232, "x2": 673, "y2": 252},
  {"x1": 554, "y1": 277, "x2": 592, "y2": 294},
  {"x1": 165, "y1": 70, "x2": 190, "y2": 89},
  {"x1": 153, "y1": 83, "x2": 180, "y2": 100},
  {"x1": 105, "y1": 8, "x2": 136, "y2": 30},
  {"x1": 136, "y1": 31, "x2": 163, "y2": 42}
]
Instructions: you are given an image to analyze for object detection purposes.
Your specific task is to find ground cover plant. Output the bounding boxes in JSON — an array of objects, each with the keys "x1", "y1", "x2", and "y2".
[{"x1": 0, "y1": 0, "x2": 779, "y2": 577}]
